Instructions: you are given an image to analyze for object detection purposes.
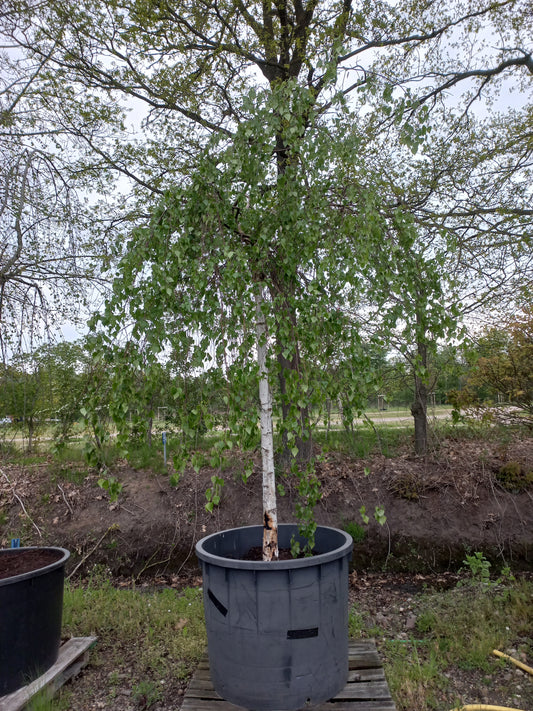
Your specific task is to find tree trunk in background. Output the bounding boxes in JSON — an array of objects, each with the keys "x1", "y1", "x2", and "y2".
[
  {"x1": 146, "y1": 417, "x2": 153, "y2": 447},
  {"x1": 255, "y1": 286, "x2": 278, "y2": 561},
  {"x1": 277, "y1": 346, "x2": 313, "y2": 466},
  {"x1": 271, "y1": 124, "x2": 314, "y2": 469},
  {"x1": 27, "y1": 416, "x2": 34, "y2": 452},
  {"x1": 411, "y1": 341, "x2": 428, "y2": 455}
]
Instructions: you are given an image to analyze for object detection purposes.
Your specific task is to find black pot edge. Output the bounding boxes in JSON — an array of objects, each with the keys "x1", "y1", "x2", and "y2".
[
  {"x1": 0, "y1": 547, "x2": 70, "y2": 587},
  {"x1": 196, "y1": 524, "x2": 353, "y2": 571}
]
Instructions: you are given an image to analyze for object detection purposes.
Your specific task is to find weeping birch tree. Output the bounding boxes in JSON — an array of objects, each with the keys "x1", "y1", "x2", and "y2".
[{"x1": 95, "y1": 84, "x2": 378, "y2": 558}]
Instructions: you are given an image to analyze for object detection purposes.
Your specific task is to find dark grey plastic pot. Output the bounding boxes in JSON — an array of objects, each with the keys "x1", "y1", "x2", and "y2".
[
  {"x1": 196, "y1": 524, "x2": 353, "y2": 711},
  {"x1": 0, "y1": 546, "x2": 70, "y2": 696}
]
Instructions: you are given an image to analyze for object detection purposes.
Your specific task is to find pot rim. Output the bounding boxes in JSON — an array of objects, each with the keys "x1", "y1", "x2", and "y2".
[
  {"x1": 0, "y1": 546, "x2": 70, "y2": 587},
  {"x1": 196, "y1": 523, "x2": 353, "y2": 570}
]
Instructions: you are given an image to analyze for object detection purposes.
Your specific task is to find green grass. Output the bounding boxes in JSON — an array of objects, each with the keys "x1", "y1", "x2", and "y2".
[
  {"x1": 0, "y1": 438, "x2": 18, "y2": 458},
  {"x1": 315, "y1": 425, "x2": 413, "y2": 458},
  {"x1": 126, "y1": 441, "x2": 167, "y2": 474},
  {"x1": 374, "y1": 578, "x2": 533, "y2": 711},
  {"x1": 52, "y1": 443, "x2": 88, "y2": 465},
  {"x1": 432, "y1": 416, "x2": 531, "y2": 443},
  {"x1": 48, "y1": 574, "x2": 208, "y2": 708},
  {"x1": 26, "y1": 689, "x2": 72, "y2": 711},
  {"x1": 415, "y1": 580, "x2": 531, "y2": 670},
  {"x1": 342, "y1": 519, "x2": 367, "y2": 543},
  {"x1": 384, "y1": 639, "x2": 444, "y2": 710},
  {"x1": 62, "y1": 575, "x2": 206, "y2": 680},
  {"x1": 4, "y1": 448, "x2": 50, "y2": 465},
  {"x1": 49, "y1": 464, "x2": 88, "y2": 485}
]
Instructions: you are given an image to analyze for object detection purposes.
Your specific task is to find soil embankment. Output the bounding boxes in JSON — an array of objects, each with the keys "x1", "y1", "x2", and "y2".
[{"x1": 1, "y1": 436, "x2": 532, "y2": 576}]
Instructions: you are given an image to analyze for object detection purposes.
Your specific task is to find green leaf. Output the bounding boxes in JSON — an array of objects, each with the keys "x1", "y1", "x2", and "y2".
[
  {"x1": 359, "y1": 506, "x2": 370, "y2": 525},
  {"x1": 374, "y1": 506, "x2": 387, "y2": 526}
]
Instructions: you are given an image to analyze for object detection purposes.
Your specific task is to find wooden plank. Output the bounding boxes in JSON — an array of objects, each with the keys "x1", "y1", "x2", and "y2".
[
  {"x1": 183, "y1": 640, "x2": 396, "y2": 710},
  {"x1": 334, "y1": 681, "x2": 393, "y2": 700},
  {"x1": 187, "y1": 669, "x2": 387, "y2": 694},
  {"x1": 181, "y1": 697, "x2": 397, "y2": 711},
  {"x1": 182, "y1": 703, "x2": 397, "y2": 711},
  {"x1": 349, "y1": 649, "x2": 381, "y2": 664},
  {"x1": 348, "y1": 648, "x2": 382, "y2": 670},
  {"x1": 192, "y1": 667, "x2": 386, "y2": 686},
  {"x1": 181, "y1": 703, "x2": 397, "y2": 711},
  {"x1": 185, "y1": 684, "x2": 221, "y2": 700},
  {"x1": 348, "y1": 642, "x2": 380, "y2": 653},
  {"x1": 0, "y1": 637, "x2": 97, "y2": 711},
  {"x1": 348, "y1": 669, "x2": 385, "y2": 683}
]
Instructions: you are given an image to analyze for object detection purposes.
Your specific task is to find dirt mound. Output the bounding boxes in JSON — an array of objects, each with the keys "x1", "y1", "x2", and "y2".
[{"x1": 1, "y1": 435, "x2": 532, "y2": 577}]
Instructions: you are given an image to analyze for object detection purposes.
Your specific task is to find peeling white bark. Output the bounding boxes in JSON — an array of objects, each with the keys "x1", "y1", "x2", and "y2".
[{"x1": 255, "y1": 285, "x2": 278, "y2": 561}]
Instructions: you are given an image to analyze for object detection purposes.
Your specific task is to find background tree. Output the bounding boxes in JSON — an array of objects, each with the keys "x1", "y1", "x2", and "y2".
[
  {"x1": 1, "y1": 351, "x2": 49, "y2": 449},
  {"x1": 0, "y1": 14, "x2": 114, "y2": 358},
  {"x1": 0, "y1": 339, "x2": 93, "y2": 449},
  {"x1": 35, "y1": 340, "x2": 95, "y2": 448},
  {"x1": 351, "y1": 49, "x2": 532, "y2": 452},
  {"x1": 467, "y1": 309, "x2": 533, "y2": 422}
]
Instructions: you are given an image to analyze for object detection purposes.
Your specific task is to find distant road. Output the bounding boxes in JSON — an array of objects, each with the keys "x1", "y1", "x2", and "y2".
[
  {"x1": 362, "y1": 409, "x2": 452, "y2": 424},
  {"x1": 323, "y1": 408, "x2": 453, "y2": 427}
]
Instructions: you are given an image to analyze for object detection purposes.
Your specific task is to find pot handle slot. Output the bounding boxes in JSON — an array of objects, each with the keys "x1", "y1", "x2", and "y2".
[
  {"x1": 287, "y1": 627, "x2": 319, "y2": 640},
  {"x1": 208, "y1": 588, "x2": 228, "y2": 617}
]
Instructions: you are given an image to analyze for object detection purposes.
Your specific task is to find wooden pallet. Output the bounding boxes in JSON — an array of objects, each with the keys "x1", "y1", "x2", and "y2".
[
  {"x1": 0, "y1": 637, "x2": 97, "y2": 711},
  {"x1": 182, "y1": 640, "x2": 396, "y2": 711}
]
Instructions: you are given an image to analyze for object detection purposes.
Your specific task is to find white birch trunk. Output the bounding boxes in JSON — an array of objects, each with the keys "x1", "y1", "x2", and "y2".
[{"x1": 255, "y1": 285, "x2": 278, "y2": 561}]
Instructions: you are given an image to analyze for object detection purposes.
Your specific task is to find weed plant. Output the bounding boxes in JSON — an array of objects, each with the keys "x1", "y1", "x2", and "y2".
[
  {"x1": 166, "y1": 430, "x2": 222, "y2": 453},
  {"x1": 131, "y1": 679, "x2": 163, "y2": 707},
  {"x1": 416, "y1": 580, "x2": 531, "y2": 668},
  {"x1": 497, "y1": 461, "x2": 533, "y2": 492},
  {"x1": 342, "y1": 519, "x2": 367, "y2": 543},
  {"x1": 8, "y1": 449, "x2": 49, "y2": 465},
  {"x1": 433, "y1": 418, "x2": 530, "y2": 445},
  {"x1": 385, "y1": 639, "x2": 442, "y2": 710},
  {"x1": 49, "y1": 465, "x2": 88, "y2": 485},
  {"x1": 348, "y1": 608, "x2": 365, "y2": 637},
  {"x1": 0, "y1": 438, "x2": 17, "y2": 459}
]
